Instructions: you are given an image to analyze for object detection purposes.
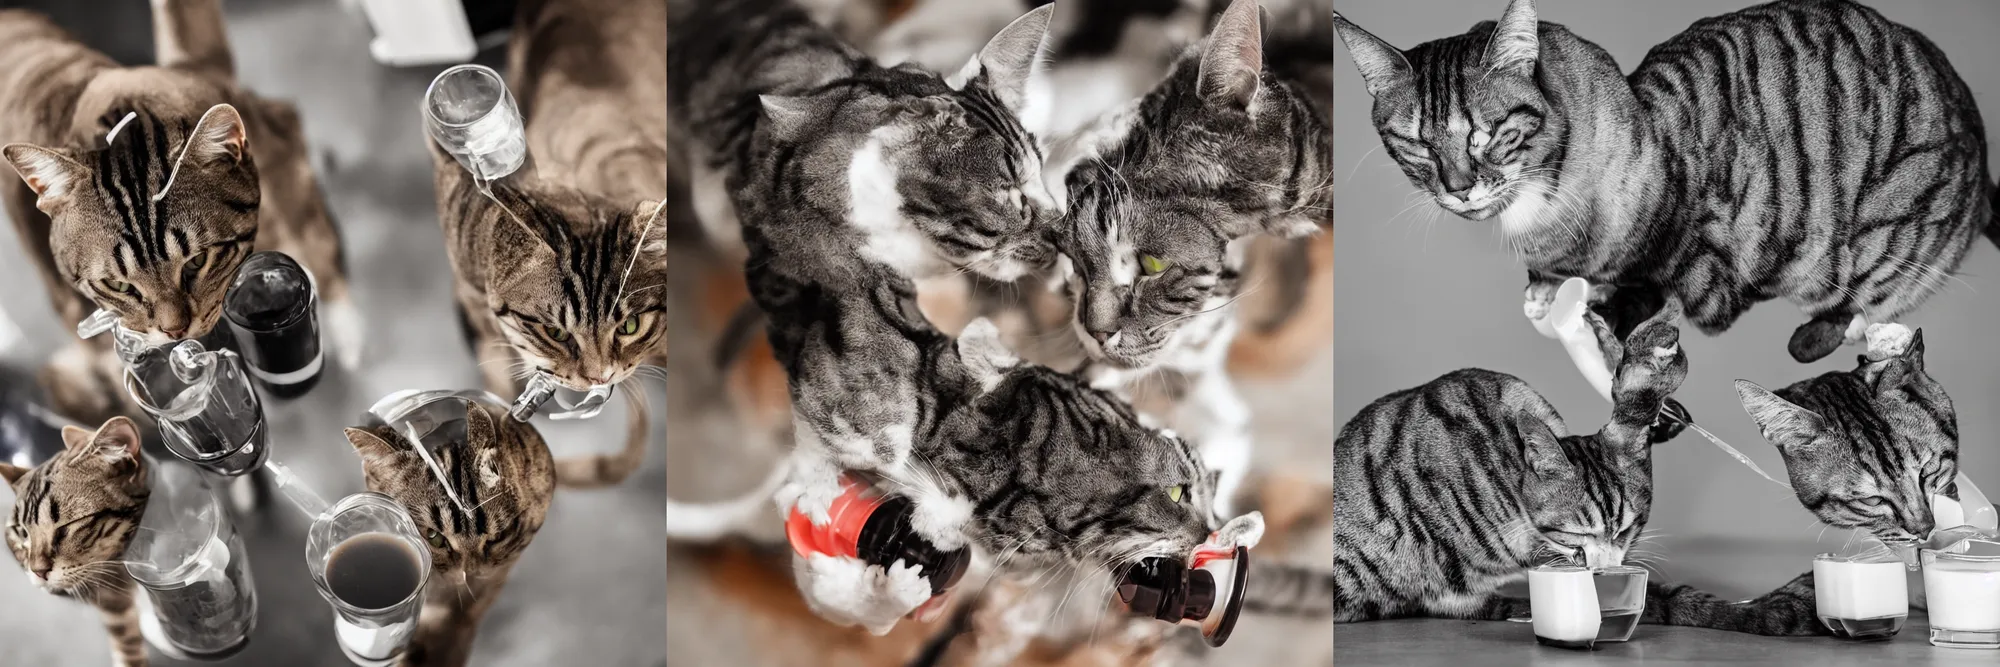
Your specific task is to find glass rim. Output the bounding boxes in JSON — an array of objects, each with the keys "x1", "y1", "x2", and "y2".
[
  {"x1": 309, "y1": 492, "x2": 433, "y2": 614},
  {"x1": 1815, "y1": 551, "x2": 1908, "y2": 564},
  {"x1": 223, "y1": 253, "x2": 318, "y2": 334},
  {"x1": 1592, "y1": 565, "x2": 1649, "y2": 576},
  {"x1": 422, "y1": 64, "x2": 507, "y2": 130},
  {"x1": 1923, "y1": 547, "x2": 2000, "y2": 564}
]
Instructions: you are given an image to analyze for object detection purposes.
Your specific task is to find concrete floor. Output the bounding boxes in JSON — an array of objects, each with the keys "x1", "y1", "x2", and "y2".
[{"x1": 0, "y1": 1, "x2": 666, "y2": 665}]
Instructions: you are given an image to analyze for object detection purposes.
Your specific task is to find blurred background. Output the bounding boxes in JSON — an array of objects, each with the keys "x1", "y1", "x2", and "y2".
[
  {"x1": 664, "y1": 0, "x2": 1333, "y2": 665},
  {"x1": 1335, "y1": 0, "x2": 2000, "y2": 660},
  {"x1": 0, "y1": 0, "x2": 666, "y2": 665}
]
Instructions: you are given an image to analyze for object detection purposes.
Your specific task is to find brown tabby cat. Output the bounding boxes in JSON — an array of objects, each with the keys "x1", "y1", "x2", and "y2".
[
  {"x1": 0, "y1": 0, "x2": 356, "y2": 426},
  {"x1": 435, "y1": 0, "x2": 666, "y2": 400},
  {"x1": 1, "y1": 416, "x2": 151, "y2": 666},
  {"x1": 344, "y1": 400, "x2": 555, "y2": 667}
]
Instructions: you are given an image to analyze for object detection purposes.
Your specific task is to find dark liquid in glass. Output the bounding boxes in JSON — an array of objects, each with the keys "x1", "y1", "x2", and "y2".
[{"x1": 326, "y1": 533, "x2": 424, "y2": 610}]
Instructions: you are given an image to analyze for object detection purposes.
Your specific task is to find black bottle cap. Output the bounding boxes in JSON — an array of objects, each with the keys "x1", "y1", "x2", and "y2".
[{"x1": 855, "y1": 495, "x2": 971, "y2": 597}]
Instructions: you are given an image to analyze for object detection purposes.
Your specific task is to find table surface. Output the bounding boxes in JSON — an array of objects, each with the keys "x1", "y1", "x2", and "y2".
[{"x1": 1337, "y1": 614, "x2": 2000, "y2": 667}]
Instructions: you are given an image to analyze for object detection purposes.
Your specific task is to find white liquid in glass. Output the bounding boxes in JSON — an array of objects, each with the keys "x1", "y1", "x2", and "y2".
[
  {"x1": 1927, "y1": 564, "x2": 2000, "y2": 631},
  {"x1": 1529, "y1": 568, "x2": 1600, "y2": 642}
]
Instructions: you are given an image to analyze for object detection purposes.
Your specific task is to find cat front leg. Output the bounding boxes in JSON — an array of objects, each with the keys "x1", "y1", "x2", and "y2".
[
  {"x1": 773, "y1": 429, "x2": 845, "y2": 525},
  {"x1": 1522, "y1": 274, "x2": 1561, "y2": 323}
]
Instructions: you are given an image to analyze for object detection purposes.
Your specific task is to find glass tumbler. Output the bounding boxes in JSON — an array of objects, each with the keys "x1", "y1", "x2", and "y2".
[
  {"x1": 123, "y1": 340, "x2": 267, "y2": 476},
  {"x1": 423, "y1": 64, "x2": 525, "y2": 182},
  {"x1": 307, "y1": 493, "x2": 433, "y2": 667},
  {"x1": 509, "y1": 371, "x2": 614, "y2": 421},
  {"x1": 1813, "y1": 553, "x2": 1909, "y2": 639},
  {"x1": 125, "y1": 458, "x2": 258, "y2": 659},
  {"x1": 224, "y1": 251, "x2": 323, "y2": 399},
  {"x1": 1528, "y1": 565, "x2": 1647, "y2": 649},
  {"x1": 1923, "y1": 546, "x2": 2000, "y2": 648}
]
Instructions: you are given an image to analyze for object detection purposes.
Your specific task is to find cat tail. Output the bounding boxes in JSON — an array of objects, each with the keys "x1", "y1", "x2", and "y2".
[
  {"x1": 553, "y1": 387, "x2": 651, "y2": 489},
  {"x1": 666, "y1": 458, "x2": 790, "y2": 542},
  {"x1": 1641, "y1": 570, "x2": 1829, "y2": 636}
]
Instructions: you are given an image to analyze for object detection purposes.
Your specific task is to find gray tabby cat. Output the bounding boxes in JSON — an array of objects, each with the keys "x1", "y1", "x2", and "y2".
[
  {"x1": 1048, "y1": 0, "x2": 1328, "y2": 515},
  {"x1": 344, "y1": 400, "x2": 555, "y2": 667},
  {"x1": 1336, "y1": 0, "x2": 1994, "y2": 363},
  {"x1": 1333, "y1": 308, "x2": 1823, "y2": 635},
  {"x1": 0, "y1": 0, "x2": 359, "y2": 427},
  {"x1": 1, "y1": 416, "x2": 151, "y2": 666},
  {"x1": 1735, "y1": 324, "x2": 1954, "y2": 545}
]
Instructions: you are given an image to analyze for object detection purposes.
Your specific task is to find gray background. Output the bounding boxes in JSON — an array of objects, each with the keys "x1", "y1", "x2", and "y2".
[
  {"x1": 0, "y1": 0, "x2": 667, "y2": 665},
  {"x1": 1335, "y1": 0, "x2": 2000, "y2": 659}
]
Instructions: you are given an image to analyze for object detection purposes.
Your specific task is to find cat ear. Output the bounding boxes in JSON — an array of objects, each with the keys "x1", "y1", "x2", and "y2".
[
  {"x1": 1333, "y1": 13, "x2": 1410, "y2": 98},
  {"x1": 461, "y1": 401, "x2": 498, "y2": 448},
  {"x1": 2, "y1": 144, "x2": 86, "y2": 213},
  {"x1": 956, "y1": 317, "x2": 1019, "y2": 392},
  {"x1": 0, "y1": 462, "x2": 25, "y2": 486},
  {"x1": 343, "y1": 427, "x2": 399, "y2": 466},
  {"x1": 759, "y1": 95, "x2": 816, "y2": 143},
  {"x1": 1485, "y1": 0, "x2": 1540, "y2": 77},
  {"x1": 1734, "y1": 380, "x2": 1826, "y2": 452},
  {"x1": 950, "y1": 4, "x2": 1052, "y2": 115},
  {"x1": 90, "y1": 416, "x2": 143, "y2": 463},
  {"x1": 1197, "y1": 0, "x2": 1264, "y2": 109},
  {"x1": 1515, "y1": 411, "x2": 1572, "y2": 478},
  {"x1": 188, "y1": 103, "x2": 249, "y2": 165}
]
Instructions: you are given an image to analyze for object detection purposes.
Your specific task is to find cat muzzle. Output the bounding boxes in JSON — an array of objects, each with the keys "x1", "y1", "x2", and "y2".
[{"x1": 1116, "y1": 543, "x2": 1249, "y2": 647}]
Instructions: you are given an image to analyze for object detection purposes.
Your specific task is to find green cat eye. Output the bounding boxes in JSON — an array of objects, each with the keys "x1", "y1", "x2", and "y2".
[
  {"x1": 101, "y1": 279, "x2": 134, "y2": 295},
  {"x1": 543, "y1": 324, "x2": 571, "y2": 342},
  {"x1": 619, "y1": 315, "x2": 641, "y2": 336},
  {"x1": 1167, "y1": 485, "x2": 1186, "y2": 503},
  {"x1": 425, "y1": 529, "x2": 447, "y2": 550},
  {"x1": 1140, "y1": 255, "x2": 1170, "y2": 276},
  {"x1": 186, "y1": 252, "x2": 208, "y2": 270}
]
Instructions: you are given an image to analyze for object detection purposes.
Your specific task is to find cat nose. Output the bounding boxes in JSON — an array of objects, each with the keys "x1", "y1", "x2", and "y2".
[
  {"x1": 164, "y1": 327, "x2": 187, "y2": 339},
  {"x1": 1444, "y1": 186, "x2": 1474, "y2": 201},
  {"x1": 30, "y1": 565, "x2": 50, "y2": 580},
  {"x1": 1087, "y1": 329, "x2": 1116, "y2": 346}
]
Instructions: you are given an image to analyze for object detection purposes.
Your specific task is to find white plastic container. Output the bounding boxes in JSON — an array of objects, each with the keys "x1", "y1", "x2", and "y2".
[
  {"x1": 1529, "y1": 566, "x2": 1601, "y2": 648},
  {"x1": 1923, "y1": 547, "x2": 2000, "y2": 648},
  {"x1": 1812, "y1": 553, "x2": 1908, "y2": 639}
]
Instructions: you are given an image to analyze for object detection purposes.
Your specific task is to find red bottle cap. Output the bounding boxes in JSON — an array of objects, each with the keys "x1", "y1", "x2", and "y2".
[{"x1": 785, "y1": 475, "x2": 883, "y2": 560}]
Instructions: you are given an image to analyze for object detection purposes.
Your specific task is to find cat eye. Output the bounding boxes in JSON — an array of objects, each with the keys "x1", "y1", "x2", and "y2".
[
  {"x1": 619, "y1": 315, "x2": 642, "y2": 336},
  {"x1": 542, "y1": 324, "x2": 571, "y2": 343},
  {"x1": 1166, "y1": 485, "x2": 1186, "y2": 504},
  {"x1": 1140, "y1": 255, "x2": 1170, "y2": 276},
  {"x1": 425, "y1": 529, "x2": 447, "y2": 550},
  {"x1": 186, "y1": 251, "x2": 209, "y2": 270},
  {"x1": 1855, "y1": 497, "x2": 1886, "y2": 508},
  {"x1": 100, "y1": 279, "x2": 135, "y2": 296}
]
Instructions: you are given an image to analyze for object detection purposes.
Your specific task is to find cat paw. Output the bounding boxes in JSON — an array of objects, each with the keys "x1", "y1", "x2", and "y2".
[
  {"x1": 796, "y1": 554, "x2": 933, "y2": 636},
  {"x1": 1213, "y1": 511, "x2": 1265, "y2": 551},
  {"x1": 776, "y1": 480, "x2": 836, "y2": 526},
  {"x1": 1523, "y1": 282, "x2": 1557, "y2": 321},
  {"x1": 1863, "y1": 322, "x2": 1914, "y2": 361},
  {"x1": 1615, "y1": 318, "x2": 1685, "y2": 394},
  {"x1": 1787, "y1": 316, "x2": 1847, "y2": 364}
]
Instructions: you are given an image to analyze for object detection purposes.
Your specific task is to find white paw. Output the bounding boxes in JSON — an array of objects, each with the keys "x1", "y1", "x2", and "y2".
[
  {"x1": 1523, "y1": 286, "x2": 1555, "y2": 321},
  {"x1": 1864, "y1": 322, "x2": 1912, "y2": 361},
  {"x1": 798, "y1": 555, "x2": 934, "y2": 636},
  {"x1": 1214, "y1": 511, "x2": 1265, "y2": 551},
  {"x1": 791, "y1": 480, "x2": 840, "y2": 526}
]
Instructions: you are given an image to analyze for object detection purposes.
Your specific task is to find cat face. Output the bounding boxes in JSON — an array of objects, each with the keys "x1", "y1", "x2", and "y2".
[
  {"x1": 952, "y1": 320, "x2": 1218, "y2": 570},
  {"x1": 0, "y1": 417, "x2": 148, "y2": 596},
  {"x1": 1336, "y1": 0, "x2": 1569, "y2": 222},
  {"x1": 4, "y1": 105, "x2": 258, "y2": 344},
  {"x1": 483, "y1": 185, "x2": 667, "y2": 391},
  {"x1": 1054, "y1": 0, "x2": 1325, "y2": 369},
  {"x1": 760, "y1": 5, "x2": 1059, "y2": 281},
  {"x1": 1519, "y1": 433, "x2": 1652, "y2": 571},
  {"x1": 345, "y1": 401, "x2": 554, "y2": 579},
  {"x1": 1735, "y1": 331, "x2": 1955, "y2": 544}
]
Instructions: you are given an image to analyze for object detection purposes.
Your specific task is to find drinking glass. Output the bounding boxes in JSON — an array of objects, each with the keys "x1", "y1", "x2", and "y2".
[
  {"x1": 224, "y1": 251, "x2": 323, "y2": 398},
  {"x1": 509, "y1": 371, "x2": 615, "y2": 421},
  {"x1": 307, "y1": 493, "x2": 432, "y2": 667},
  {"x1": 1814, "y1": 553, "x2": 1908, "y2": 639},
  {"x1": 1528, "y1": 565, "x2": 1648, "y2": 649},
  {"x1": 1923, "y1": 545, "x2": 2000, "y2": 648},
  {"x1": 125, "y1": 458, "x2": 258, "y2": 659},
  {"x1": 423, "y1": 64, "x2": 525, "y2": 181},
  {"x1": 123, "y1": 340, "x2": 267, "y2": 476}
]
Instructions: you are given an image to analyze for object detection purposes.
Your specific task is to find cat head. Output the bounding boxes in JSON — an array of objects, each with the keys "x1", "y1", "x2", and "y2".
[
  {"x1": 950, "y1": 318, "x2": 1221, "y2": 571},
  {"x1": 481, "y1": 184, "x2": 667, "y2": 391},
  {"x1": 759, "y1": 6, "x2": 1059, "y2": 281},
  {"x1": 1, "y1": 417, "x2": 148, "y2": 596},
  {"x1": 1734, "y1": 328, "x2": 1955, "y2": 544},
  {"x1": 1336, "y1": 0, "x2": 1579, "y2": 223},
  {"x1": 3, "y1": 104, "x2": 258, "y2": 345},
  {"x1": 345, "y1": 401, "x2": 554, "y2": 578},
  {"x1": 1517, "y1": 312, "x2": 1687, "y2": 569},
  {"x1": 1053, "y1": 0, "x2": 1328, "y2": 369}
]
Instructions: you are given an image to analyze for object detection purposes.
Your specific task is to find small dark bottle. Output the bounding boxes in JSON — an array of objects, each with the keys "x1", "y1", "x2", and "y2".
[
  {"x1": 1117, "y1": 545, "x2": 1250, "y2": 647},
  {"x1": 224, "y1": 251, "x2": 323, "y2": 399},
  {"x1": 785, "y1": 476, "x2": 970, "y2": 597}
]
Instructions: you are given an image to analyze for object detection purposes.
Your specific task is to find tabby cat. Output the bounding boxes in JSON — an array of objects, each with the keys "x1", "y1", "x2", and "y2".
[
  {"x1": 1735, "y1": 323, "x2": 1955, "y2": 545},
  {"x1": 0, "y1": 0, "x2": 358, "y2": 426},
  {"x1": 1, "y1": 416, "x2": 150, "y2": 666},
  {"x1": 344, "y1": 400, "x2": 554, "y2": 667},
  {"x1": 437, "y1": 0, "x2": 668, "y2": 401},
  {"x1": 1336, "y1": 0, "x2": 1994, "y2": 363},
  {"x1": 1332, "y1": 307, "x2": 1818, "y2": 635}
]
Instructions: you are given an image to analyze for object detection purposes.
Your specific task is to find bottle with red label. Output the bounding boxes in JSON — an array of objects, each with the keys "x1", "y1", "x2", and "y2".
[{"x1": 785, "y1": 475, "x2": 970, "y2": 598}]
